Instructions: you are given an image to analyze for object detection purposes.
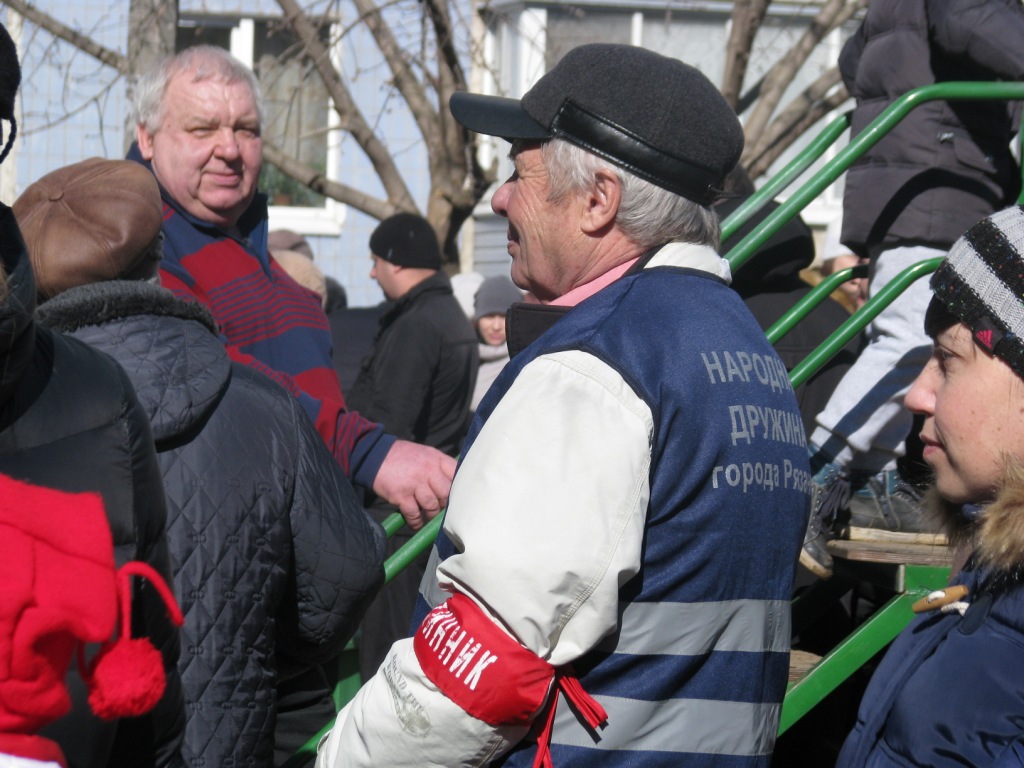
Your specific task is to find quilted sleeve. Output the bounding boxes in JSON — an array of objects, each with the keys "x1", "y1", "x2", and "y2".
[
  {"x1": 106, "y1": 371, "x2": 188, "y2": 768},
  {"x1": 278, "y1": 397, "x2": 386, "y2": 664}
]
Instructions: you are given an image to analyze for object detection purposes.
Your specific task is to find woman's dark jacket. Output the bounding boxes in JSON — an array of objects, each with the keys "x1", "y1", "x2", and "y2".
[
  {"x1": 0, "y1": 205, "x2": 186, "y2": 768},
  {"x1": 839, "y1": 0, "x2": 1024, "y2": 257},
  {"x1": 38, "y1": 280, "x2": 386, "y2": 768},
  {"x1": 837, "y1": 470, "x2": 1024, "y2": 766}
]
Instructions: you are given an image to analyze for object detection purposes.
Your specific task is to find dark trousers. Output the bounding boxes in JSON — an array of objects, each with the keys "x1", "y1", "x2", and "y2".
[
  {"x1": 357, "y1": 504, "x2": 430, "y2": 683},
  {"x1": 273, "y1": 665, "x2": 336, "y2": 768}
]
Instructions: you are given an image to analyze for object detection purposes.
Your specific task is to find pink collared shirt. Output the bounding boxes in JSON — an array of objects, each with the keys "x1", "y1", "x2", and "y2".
[{"x1": 548, "y1": 258, "x2": 640, "y2": 308}]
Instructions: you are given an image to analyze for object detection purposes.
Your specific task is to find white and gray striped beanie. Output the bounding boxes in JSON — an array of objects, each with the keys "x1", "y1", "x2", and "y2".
[{"x1": 926, "y1": 205, "x2": 1024, "y2": 377}]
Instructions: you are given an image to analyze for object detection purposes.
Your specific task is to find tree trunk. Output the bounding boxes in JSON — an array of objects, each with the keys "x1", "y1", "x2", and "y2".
[{"x1": 124, "y1": 0, "x2": 177, "y2": 152}]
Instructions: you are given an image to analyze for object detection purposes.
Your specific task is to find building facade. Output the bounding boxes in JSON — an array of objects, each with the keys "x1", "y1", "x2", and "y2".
[{"x1": 2, "y1": 0, "x2": 849, "y2": 301}]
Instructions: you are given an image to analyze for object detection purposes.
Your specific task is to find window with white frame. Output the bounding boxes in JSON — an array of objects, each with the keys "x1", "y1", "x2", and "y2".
[{"x1": 177, "y1": 15, "x2": 346, "y2": 235}]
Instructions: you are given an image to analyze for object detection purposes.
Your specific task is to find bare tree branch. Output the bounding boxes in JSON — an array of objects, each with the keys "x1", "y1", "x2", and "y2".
[
  {"x1": 276, "y1": 0, "x2": 418, "y2": 212},
  {"x1": 262, "y1": 140, "x2": 398, "y2": 220},
  {"x1": 742, "y1": 63, "x2": 845, "y2": 171},
  {"x1": 347, "y1": 0, "x2": 438, "y2": 149},
  {"x1": 741, "y1": 0, "x2": 864, "y2": 158},
  {"x1": 747, "y1": 83, "x2": 850, "y2": 178},
  {"x1": 2, "y1": 0, "x2": 126, "y2": 72},
  {"x1": 423, "y1": 0, "x2": 466, "y2": 92},
  {"x1": 722, "y1": 0, "x2": 770, "y2": 110}
]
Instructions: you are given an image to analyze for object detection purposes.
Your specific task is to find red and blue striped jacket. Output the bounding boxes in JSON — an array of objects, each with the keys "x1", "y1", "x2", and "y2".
[{"x1": 130, "y1": 150, "x2": 393, "y2": 489}]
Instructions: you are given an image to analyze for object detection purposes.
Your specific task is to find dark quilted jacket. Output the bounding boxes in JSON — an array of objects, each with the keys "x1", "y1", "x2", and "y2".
[
  {"x1": 839, "y1": 0, "x2": 1024, "y2": 256},
  {"x1": 38, "y1": 280, "x2": 386, "y2": 768},
  {"x1": 0, "y1": 205, "x2": 186, "y2": 768}
]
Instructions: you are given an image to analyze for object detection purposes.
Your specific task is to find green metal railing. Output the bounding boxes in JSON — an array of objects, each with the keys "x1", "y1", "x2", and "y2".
[
  {"x1": 289, "y1": 80, "x2": 1024, "y2": 763},
  {"x1": 723, "y1": 81, "x2": 1024, "y2": 275},
  {"x1": 782, "y1": 258, "x2": 940, "y2": 389}
]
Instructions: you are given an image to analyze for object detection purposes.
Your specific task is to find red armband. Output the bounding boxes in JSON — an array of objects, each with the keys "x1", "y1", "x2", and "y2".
[
  {"x1": 413, "y1": 594, "x2": 608, "y2": 768},
  {"x1": 413, "y1": 593, "x2": 554, "y2": 726}
]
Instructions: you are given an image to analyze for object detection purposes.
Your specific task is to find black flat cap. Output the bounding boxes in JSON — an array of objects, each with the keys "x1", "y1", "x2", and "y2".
[{"x1": 450, "y1": 44, "x2": 743, "y2": 206}]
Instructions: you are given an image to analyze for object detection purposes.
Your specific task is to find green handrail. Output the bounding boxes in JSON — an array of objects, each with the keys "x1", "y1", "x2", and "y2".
[
  {"x1": 787, "y1": 258, "x2": 941, "y2": 389},
  {"x1": 383, "y1": 512, "x2": 444, "y2": 584},
  {"x1": 725, "y1": 81, "x2": 1024, "y2": 274},
  {"x1": 721, "y1": 112, "x2": 851, "y2": 243},
  {"x1": 764, "y1": 264, "x2": 869, "y2": 345},
  {"x1": 381, "y1": 511, "x2": 406, "y2": 538}
]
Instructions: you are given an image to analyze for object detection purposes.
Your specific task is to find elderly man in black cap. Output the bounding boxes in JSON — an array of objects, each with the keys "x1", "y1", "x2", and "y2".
[
  {"x1": 316, "y1": 43, "x2": 811, "y2": 768},
  {"x1": 347, "y1": 212, "x2": 478, "y2": 684}
]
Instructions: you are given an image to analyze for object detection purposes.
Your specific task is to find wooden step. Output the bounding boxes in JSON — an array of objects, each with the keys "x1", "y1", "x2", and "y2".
[
  {"x1": 827, "y1": 539, "x2": 954, "y2": 567},
  {"x1": 789, "y1": 649, "x2": 822, "y2": 682}
]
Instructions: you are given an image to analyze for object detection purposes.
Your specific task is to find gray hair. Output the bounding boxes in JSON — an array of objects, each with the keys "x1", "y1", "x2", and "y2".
[
  {"x1": 539, "y1": 139, "x2": 721, "y2": 251},
  {"x1": 134, "y1": 45, "x2": 265, "y2": 134}
]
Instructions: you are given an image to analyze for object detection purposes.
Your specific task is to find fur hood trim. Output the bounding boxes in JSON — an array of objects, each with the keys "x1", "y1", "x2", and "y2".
[
  {"x1": 928, "y1": 461, "x2": 1024, "y2": 573},
  {"x1": 37, "y1": 280, "x2": 217, "y2": 336}
]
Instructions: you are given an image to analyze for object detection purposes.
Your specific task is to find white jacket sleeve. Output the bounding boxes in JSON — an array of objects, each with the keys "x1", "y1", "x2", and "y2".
[{"x1": 316, "y1": 350, "x2": 654, "y2": 768}]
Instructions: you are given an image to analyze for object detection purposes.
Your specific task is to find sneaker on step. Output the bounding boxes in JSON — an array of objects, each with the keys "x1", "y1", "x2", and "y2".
[
  {"x1": 799, "y1": 462, "x2": 851, "y2": 580},
  {"x1": 837, "y1": 470, "x2": 946, "y2": 545}
]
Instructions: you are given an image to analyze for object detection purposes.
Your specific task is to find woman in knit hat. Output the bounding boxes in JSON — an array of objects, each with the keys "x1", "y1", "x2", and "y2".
[
  {"x1": 838, "y1": 205, "x2": 1024, "y2": 767},
  {"x1": 469, "y1": 275, "x2": 522, "y2": 412}
]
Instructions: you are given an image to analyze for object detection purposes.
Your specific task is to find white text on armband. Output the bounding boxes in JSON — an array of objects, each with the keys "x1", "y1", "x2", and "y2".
[{"x1": 419, "y1": 606, "x2": 499, "y2": 691}]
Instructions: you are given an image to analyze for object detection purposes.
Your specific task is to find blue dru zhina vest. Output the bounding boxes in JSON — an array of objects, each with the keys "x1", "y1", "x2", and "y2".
[{"x1": 415, "y1": 263, "x2": 811, "y2": 768}]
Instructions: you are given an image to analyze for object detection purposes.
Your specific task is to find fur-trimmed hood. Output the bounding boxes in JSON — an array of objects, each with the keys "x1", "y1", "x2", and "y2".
[{"x1": 930, "y1": 461, "x2": 1024, "y2": 574}]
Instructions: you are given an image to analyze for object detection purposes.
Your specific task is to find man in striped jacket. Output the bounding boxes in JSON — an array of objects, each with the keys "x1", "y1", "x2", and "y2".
[{"x1": 128, "y1": 45, "x2": 453, "y2": 528}]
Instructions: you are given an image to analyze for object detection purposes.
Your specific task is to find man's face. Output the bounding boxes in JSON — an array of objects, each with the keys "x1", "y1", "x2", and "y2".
[
  {"x1": 137, "y1": 71, "x2": 262, "y2": 229},
  {"x1": 370, "y1": 254, "x2": 402, "y2": 301},
  {"x1": 490, "y1": 143, "x2": 583, "y2": 302}
]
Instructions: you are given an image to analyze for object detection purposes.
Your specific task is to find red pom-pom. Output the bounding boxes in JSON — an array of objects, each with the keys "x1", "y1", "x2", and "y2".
[{"x1": 87, "y1": 638, "x2": 167, "y2": 720}]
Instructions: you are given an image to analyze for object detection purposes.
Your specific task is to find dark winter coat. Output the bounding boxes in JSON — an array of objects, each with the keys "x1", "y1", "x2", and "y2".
[
  {"x1": 837, "y1": 472, "x2": 1024, "y2": 767},
  {"x1": 348, "y1": 272, "x2": 478, "y2": 458},
  {"x1": 839, "y1": 0, "x2": 1024, "y2": 256},
  {"x1": 37, "y1": 279, "x2": 386, "y2": 768},
  {"x1": 0, "y1": 204, "x2": 186, "y2": 768}
]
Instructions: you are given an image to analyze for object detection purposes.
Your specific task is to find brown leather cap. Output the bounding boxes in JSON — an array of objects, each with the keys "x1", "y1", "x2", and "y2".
[{"x1": 14, "y1": 158, "x2": 163, "y2": 299}]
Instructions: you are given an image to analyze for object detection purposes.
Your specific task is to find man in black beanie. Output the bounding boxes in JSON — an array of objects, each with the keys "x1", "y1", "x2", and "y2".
[
  {"x1": 348, "y1": 212, "x2": 478, "y2": 684},
  {"x1": 317, "y1": 44, "x2": 809, "y2": 768}
]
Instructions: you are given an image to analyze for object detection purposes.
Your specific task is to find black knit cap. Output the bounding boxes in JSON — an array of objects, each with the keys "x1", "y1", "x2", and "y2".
[
  {"x1": 369, "y1": 212, "x2": 442, "y2": 270},
  {"x1": 449, "y1": 44, "x2": 743, "y2": 207},
  {"x1": 926, "y1": 205, "x2": 1024, "y2": 379}
]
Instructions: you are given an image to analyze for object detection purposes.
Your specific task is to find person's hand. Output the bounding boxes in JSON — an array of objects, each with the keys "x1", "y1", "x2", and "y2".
[{"x1": 372, "y1": 440, "x2": 456, "y2": 530}]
